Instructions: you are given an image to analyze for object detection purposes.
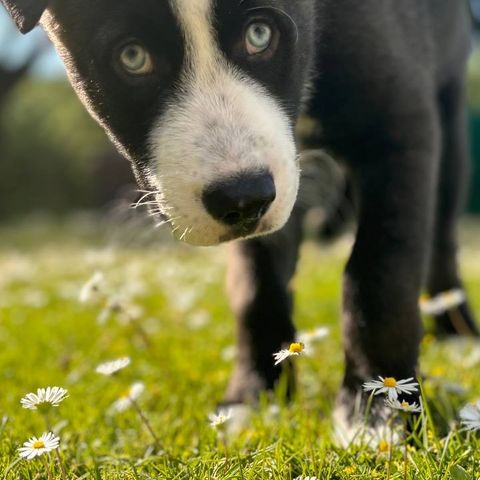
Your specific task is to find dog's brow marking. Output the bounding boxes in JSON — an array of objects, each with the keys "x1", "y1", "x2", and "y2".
[{"x1": 169, "y1": 0, "x2": 217, "y2": 75}]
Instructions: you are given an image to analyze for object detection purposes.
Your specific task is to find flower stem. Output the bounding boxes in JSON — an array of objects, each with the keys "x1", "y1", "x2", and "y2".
[
  {"x1": 361, "y1": 393, "x2": 375, "y2": 444},
  {"x1": 221, "y1": 433, "x2": 229, "y2": 466},
  {"x1": 403, "y1": 417, "x2": 409, "y2": 480},
  {"x1": 41, "y1": 414, "x2": 67, "y2": 479},
  {"x1": 130, "y1": 399, "x2": 161, "y2": 448},
  {"x1": 387, "y1": 419, "x2": 394, "y2": 480},
  {"x1": 131, "y1": 317, "x2": 152, "y2": 349},
  {"x1": 43, "y1": 455, "x2": 53, "y2": 480},
  {"x1": 55, "y1": 448, "x2": 68, "y2": 480}
]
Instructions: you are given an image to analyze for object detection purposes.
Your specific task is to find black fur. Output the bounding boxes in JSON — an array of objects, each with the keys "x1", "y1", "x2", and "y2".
[
  {"x1": 2, "y1": 0, "x2": 478, "y2": 423},
  {"x1": 226, "y1": 1, "x2": 478, "y2": 415},
  {"x1": 1, "y1": 0, "x2": 47, "y2": 33}
]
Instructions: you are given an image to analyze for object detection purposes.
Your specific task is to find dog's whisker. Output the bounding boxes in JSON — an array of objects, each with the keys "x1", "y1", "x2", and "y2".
[
  {"x1": 135, "y1": 189, "x2": 160, "y2": 195},
  {"x1": 132, "y1": 201, "x2": 159, "y2": 209},
  {"x1": 179, "y1": 227, "x2": 190, "y2": 242},
  {"x1": 154, "y1": 215, "x2": 182, "y2": 230},
  {"x1": 131, "y1": 191, "x2": 161, "y2": 209}
]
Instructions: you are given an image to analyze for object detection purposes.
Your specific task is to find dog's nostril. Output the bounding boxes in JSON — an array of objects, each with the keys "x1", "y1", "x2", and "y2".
[
  {"x1": 223, "y1": 211, "x2": 243, "y2": 225},
  {"x1": 202, "y1": 171, "x2": 276, "y2": 227}
]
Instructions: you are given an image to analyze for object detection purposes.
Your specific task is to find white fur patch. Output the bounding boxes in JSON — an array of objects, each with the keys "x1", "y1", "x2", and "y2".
[
  {"x1": 333, "y1": 397, "x2": 402, "y2": 449},
  {"x1": 148, "y1": 0, "x2": 299, "y2": 246}
]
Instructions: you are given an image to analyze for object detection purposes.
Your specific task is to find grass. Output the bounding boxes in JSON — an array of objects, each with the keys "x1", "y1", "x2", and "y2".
[{"x1": 0, "y1": 216, "x2": 480, "y2": 479}]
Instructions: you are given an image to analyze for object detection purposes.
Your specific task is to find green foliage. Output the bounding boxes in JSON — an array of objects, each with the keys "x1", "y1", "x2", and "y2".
[
  {"x1": 0, "y1": 220, "x2": 479, "y2": 479},
  {"x1": 450, "y1": 465, "x2": 472, "y2": 480},
  {"x1": 0, "y1": 79, "x2": 109, "y2": 218}
]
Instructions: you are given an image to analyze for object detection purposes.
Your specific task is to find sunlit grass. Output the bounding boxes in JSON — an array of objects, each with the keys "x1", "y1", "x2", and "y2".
[{"x1": 0, "y1": 218, "x2": 479, "y2": 479}]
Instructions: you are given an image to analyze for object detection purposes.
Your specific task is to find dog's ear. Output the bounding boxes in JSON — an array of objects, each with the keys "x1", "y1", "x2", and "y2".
[{"x1": 1, "y1": 0, "x2": 48, "y2": 34}]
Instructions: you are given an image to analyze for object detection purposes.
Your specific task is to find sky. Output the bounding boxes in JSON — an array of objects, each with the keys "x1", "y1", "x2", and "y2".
[{"x1": 0, "y1": 10, "x2": 65, "y2": 78}]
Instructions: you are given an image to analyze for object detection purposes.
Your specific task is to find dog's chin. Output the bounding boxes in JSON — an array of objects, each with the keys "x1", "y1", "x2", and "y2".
[{"x1": 170, "y1": 215, "x2": 286, "y2": 247}]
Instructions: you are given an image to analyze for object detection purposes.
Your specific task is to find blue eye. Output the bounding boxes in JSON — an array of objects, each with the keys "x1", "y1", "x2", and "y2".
[
  {"x1": 245, "y1": 22, "x2": 273, "y2": 55},
  {"x1": 119, "y1": 43, "x2": 154, "y2": 75}
]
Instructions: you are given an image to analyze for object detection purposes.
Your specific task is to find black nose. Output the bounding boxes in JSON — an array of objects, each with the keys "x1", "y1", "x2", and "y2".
[{"x1": 202, "y1": 171, "x2": 276, "y2": 227}]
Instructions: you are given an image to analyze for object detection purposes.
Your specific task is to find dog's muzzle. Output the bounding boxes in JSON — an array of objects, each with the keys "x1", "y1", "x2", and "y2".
[{"x1": 202, "y1": 170, "x2": 276, "y2": 235}]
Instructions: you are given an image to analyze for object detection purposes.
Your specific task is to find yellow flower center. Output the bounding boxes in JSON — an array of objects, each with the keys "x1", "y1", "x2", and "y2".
[
  {"x1": 422, "y1": 334, "x2": 435, "y2": 346},
  {"x1": 289, "y1": 343, "x2": 304, "y2": 354},
  {"x1": 383, "y1": 377, "x2": 397, "y2": 388},
  {"x1": 36, "y1": 401, "x2": 52, "y2": 412},
  {"x1": 401, "y1": 401, "x2": 410, "y2": 409},
  {"x1": 33, "y1": 441, "x2": 45, "y2": 449},
  {"x1": 443, "y1": 291, "x2": 456, "y2": 301},
  {"x1": 419, "y1": 293, "x2": 431, "y2": 303},
  {"x1": 378, "y1": 439, "x2": 390, "y2": 453}
]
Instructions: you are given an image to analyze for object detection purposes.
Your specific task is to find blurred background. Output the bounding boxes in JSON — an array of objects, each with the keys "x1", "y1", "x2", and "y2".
[
  {"x1": 0, "y1": 4, "x2": 479, "y2": 228},
  {"x1": 0, "y1": 9, "x2": 136, "y2": 229}
]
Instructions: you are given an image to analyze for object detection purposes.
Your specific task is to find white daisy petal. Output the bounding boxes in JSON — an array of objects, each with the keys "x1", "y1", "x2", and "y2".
[
  {"x1": 419, "y1": 289, "x2": 466, "y2": 315},
  {"x1": 95, "y1": 357, "x2": 131, "y2": 376},
  {"x1": 296, "y1": 326, "x2": 329, "y2": 345},
  {"x1": 209, "y1": 408, "x2": 232, "y2": 428},
  {"x1": 20, "y1": 387, "x2": 68, "y2": 410},
  {"x1": 110, "y1": 382, "x2": 145, "y2": 413},
  {"x1": 363, "y1": 376, "x2": 418, "y2": 400},
  {"x1": 273, "y1": 350, "x2": 293, "y2": 366},
  {"x1": 385, "y1": 398, "x2": 422, "y2": 413},
  {"x1": 460, "y1": 401, "x2": 480, "y2": 431},
  {"x1": 273, "y1": 343, "x2": 306, "y2": 366},
  {"x1": 79, "y1": 271, "x2": 105, "y2": 303},
  {"x1": 18, "y1": 432, "x2": 60, "y2": 460},
  {"x1": 397, "y1": 377, "x2": 415, "y2": 385},
  {"x1": 387, "y1": 389, "x2": 398, "y2": 401}
]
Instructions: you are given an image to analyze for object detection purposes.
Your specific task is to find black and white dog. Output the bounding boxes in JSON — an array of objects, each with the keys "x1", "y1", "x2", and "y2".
[{"x1": 2, "y1": 0, "x2": 478, "y2": 430}]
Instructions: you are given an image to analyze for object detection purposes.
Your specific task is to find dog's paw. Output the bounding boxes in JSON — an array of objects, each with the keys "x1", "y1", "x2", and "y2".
[
  {"x1": 333, "y1": 404, "x2": 403, "y2": 449},
  {"x1": 224, "y1": 368, "x2": 269, "y2": 405},
  {"x1": 333, "y1": 389, "x2": 395, "y2": 448},
  {"x1": 332, "y1": 386, "x2": 421, "y2": 449},
  {"x1": 225, "y1": 363, "x2": 295, "y2": 405},
  {"x1": 214, "y1": 403, "x2": 280, "y2": 439}
]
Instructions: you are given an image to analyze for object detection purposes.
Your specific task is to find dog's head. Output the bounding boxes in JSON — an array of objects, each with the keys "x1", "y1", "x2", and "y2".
[{"x1": 2, "y1": 0, "x2": 317, "y2": 245}]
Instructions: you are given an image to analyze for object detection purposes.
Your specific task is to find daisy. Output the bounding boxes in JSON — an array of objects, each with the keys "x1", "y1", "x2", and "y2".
[
  {"x1": 95, "y1": 357, "x2": 131, "y2": 376},
  {"x1": 296, "y1": 326, "x2": 329, "y2": 346},
  {"x1": 18, "y1": 432, "x2": 60, "y2": 460},
  {"x1": 97, "y1": 296, "x2": 142, "y2": 326},
  {"x1": 79, "y1": 271, "x2": 105, "y2": 303},
  {"x1": 110, "y1": 382, "x2": 145, "y2": 413},
  {"x1": 273, "y1": 343, "x2": 306, "y2": 366},
  {"x1": 466, "y1": 346, "x2": 480, "y2": 368},
  {"x1": 419, "y1": 289, "x2": 465, "y2": 316},
  {"x1": 21, "y1": 387, "x2": 69, "y2": 410},
  {"x1": 294, "y1": 476, "x2": 318, "y2": 480},
  {"x1": 459, "y1": 401, "x2": 480, "y2": 431},
  {"x1": 378, "y1": 439, "x2": 390, "y2": 455},
  {"x1": 363, "y1": 376, "x2": 418, "y2": 401},
  {"x1": 208, "y1": 408, "x2": 232, "y2": 428},
  {"x1": 97, "y1": 297, "x2": 123, "y2": 325},
  {"x1": 385, "y1": 398, "x2": 422, "y2": 413}
]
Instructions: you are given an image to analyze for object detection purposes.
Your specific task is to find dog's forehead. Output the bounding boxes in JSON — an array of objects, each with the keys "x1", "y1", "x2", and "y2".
[
  {"x1": 48, "y1": 0, "x2": 287, "y2": 34},
  {"x1": 48, "y1": 0, "x2": 176, "y2": 33}
]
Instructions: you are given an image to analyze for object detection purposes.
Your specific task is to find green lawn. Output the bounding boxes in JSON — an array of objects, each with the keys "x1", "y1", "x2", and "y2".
[{"x1": 0, "y1": 218, "x2": 479, "y2": 479}]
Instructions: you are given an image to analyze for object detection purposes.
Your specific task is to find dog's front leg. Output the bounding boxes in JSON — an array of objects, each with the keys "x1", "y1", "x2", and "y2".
[
  {"x1": 336, "y1": 105, "x2": 441, "y2": 421},
  {"x1": 224, "y1": 211, "x2": 304, "y2": 404}
]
